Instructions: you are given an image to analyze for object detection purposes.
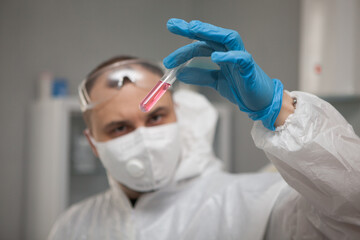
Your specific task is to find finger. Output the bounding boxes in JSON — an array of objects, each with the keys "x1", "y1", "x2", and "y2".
[
  {"x1": 163, "y1": 41, "x2": 214, "y2": 69},
  {"x1": 176, "y1": 67, "x2": 219, "y2": 89},
  {"x1": 177, "y1": 67, "x2": 238, "y2": 105},
  {"x1": 211, "y1": 51, "x2": 254, "y2": 71},
  {"x1": 167, "y1": 18, "x2": 198, "y2": 39},
  {"x1": 167, "y1": 18, "x2": 241, "y2": 51},
  {"x1": 188, "y1": 20, "x2": 245, "y2": 51},
  {"x1": 211, "y1": 51, "x2": 255, "y2": 97}
]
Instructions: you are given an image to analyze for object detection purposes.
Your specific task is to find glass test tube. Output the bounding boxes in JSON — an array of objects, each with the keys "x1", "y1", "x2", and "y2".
[{"x1": 139, "y1": 61, "x2": 189, "y2": 112}]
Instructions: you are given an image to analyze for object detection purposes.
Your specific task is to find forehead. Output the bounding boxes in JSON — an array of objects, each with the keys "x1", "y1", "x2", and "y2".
[
  {"x1": 89, "y1": 65, "x2": 173, "y2": 127},
  {"x1": 89, "y1": 64, "x2": 161, "y2": 104}
]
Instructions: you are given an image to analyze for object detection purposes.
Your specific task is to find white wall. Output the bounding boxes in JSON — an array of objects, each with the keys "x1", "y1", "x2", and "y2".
[{"x1": 0, "y1": 0, "x2": 300, "y2": 239}]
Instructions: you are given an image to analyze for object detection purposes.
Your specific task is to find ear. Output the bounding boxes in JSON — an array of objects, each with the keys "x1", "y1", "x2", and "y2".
[{"x1": 84, "y1": 129, "x2": 99, "y2": 158}]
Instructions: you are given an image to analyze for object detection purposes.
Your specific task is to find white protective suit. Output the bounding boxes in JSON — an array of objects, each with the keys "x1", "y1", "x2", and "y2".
[{"x1": 48, "y1": 90, "x2": 360, "y2": 240}]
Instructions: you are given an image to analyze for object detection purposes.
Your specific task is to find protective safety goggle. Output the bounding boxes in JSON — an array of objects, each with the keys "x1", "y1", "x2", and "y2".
[{"x1": 78, "y1": 59, "x2": 163, "y2": 112}]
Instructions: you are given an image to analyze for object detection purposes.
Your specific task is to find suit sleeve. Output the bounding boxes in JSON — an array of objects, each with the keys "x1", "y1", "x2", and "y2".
[{"x1": 251, "y1": 91, "x2": 360, "y2": 239}]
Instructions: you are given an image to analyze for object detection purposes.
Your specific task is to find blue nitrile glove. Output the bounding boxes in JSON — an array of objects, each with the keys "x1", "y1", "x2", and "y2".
[{"x1": 163, "y1": 18, "x2": 283, "y2": 131}]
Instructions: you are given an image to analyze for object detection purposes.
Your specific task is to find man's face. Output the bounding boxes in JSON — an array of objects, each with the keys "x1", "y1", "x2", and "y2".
[{"x1": 88, "y1": 64, "x2": 177, "y2": 143}]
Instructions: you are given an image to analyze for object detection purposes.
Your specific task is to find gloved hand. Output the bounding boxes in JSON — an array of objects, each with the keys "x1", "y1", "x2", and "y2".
[{"x1": 163, "y1": 18, "x2": 284, "y2": 130}]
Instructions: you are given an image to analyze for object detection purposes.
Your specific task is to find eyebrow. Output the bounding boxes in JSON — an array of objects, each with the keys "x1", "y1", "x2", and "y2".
[
  {"x1": 103, "y1": 120, "x2": 131, "y2": 133},
  {"x1": 147, "y1": 106, "x2": 169, "y2": 116},
  {"x1": 102, "y1": 106, "x2": 170, "y2": 132}
]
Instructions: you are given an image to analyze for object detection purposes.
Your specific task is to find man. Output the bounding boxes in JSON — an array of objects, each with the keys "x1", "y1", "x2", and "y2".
[{"x1": 49, "y1": 19, "x2": 360, "y2": 239}]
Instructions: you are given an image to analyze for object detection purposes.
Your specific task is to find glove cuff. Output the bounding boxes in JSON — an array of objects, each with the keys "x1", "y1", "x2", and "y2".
[{"x1": 247, "y1": 79, "x2": 284, "y2": 131}]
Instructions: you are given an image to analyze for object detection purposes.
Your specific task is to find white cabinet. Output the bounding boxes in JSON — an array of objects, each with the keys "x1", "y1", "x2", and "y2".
[
  {"x1": 25, "y1": 98, "x2": 76, "y2": 240},
  {"x1": 24, "y1": 98, "x2": 109, "y2": 240}
]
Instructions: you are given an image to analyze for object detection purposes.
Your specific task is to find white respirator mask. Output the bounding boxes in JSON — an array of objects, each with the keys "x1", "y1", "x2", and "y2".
[{"x1": 91, "y1": 122, "x2": 181, "y2": 192}]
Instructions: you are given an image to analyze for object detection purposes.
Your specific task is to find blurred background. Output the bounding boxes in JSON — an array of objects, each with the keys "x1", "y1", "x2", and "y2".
[{"x1": 0, "y1": 0, "x2": 359, "y2": 239}]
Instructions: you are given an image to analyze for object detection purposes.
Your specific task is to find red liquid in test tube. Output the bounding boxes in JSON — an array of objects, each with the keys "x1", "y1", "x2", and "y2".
[
  {"x1": 139, "y1": 57, "x2": 194, "y2": 112},
  {"x1": 139, "y1": 80, "x2": 171, "y2": 112}
]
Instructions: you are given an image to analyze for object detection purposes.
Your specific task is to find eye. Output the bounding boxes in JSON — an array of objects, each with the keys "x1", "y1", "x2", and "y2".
[
  {"x1": 148, "y1": 114, "x2": 163, "y2": 125},
  {"x1": 109, "y1": 125, "x2": 129, "y2": 137},
  {"x1": 114, "y1": 125, "x2": 126, "y2": 132}
]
